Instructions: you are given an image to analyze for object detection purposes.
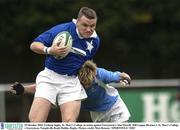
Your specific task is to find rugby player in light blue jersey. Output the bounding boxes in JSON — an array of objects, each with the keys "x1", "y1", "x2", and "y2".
[
  {"x1": 78, "y1": 60, "x2": 131, "y2": 122},
  {"x1": 29, "y1": 7, "x2": 100, "y2": 122},
  {"x1": 10, "y1": 61, "x2": 131, "y2": 122}
]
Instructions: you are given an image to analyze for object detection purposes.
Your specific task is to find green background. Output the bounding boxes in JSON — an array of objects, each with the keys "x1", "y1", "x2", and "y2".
[{"x1": 119, "y1": 87, "x2": 179, "y2": 122}]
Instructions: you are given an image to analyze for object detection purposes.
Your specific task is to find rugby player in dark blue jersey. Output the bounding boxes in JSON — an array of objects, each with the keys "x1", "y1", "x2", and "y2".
[{"x1": 29, "y1": 7, "x2": 100, "y2": 122}]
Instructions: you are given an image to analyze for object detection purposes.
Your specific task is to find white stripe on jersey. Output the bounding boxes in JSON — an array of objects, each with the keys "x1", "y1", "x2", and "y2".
[{"x1": 70, "y1": 47, "x2": 87, "y2": 56}]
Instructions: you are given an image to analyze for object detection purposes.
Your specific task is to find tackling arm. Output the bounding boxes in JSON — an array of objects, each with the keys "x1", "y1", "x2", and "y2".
[
  {"x1": 97, "y1": 68, "x2": 131, "y2": 86},
  {"x1": 10, "y1": 82, "x2": 36, "y2": 95}
]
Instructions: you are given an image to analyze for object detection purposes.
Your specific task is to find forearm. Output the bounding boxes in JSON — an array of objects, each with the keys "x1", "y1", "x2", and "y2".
[
  {"x1": 97, "y1": 68, "x2": 131, "y2": 85},
  {"x1": 30, "y1": 42, "x2": 47, "y2": 55},
  {"x1": 24, "y1": 84, "x2": 36, "y2": 94},
  {"x1": 97, "y1": 68, "x2": 120, "y2": 83}
]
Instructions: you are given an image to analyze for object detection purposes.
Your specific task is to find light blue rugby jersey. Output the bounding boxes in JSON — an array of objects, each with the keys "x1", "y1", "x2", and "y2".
[
  {"x1": 81, "y1": 68, "x2": 121, "y2": 112},
  {"x1": 33, "y1": 19, "x2": 100, "y2": 76}
]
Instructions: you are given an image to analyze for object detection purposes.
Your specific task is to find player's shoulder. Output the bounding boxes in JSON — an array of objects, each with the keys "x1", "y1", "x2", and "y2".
[
  {"x1": 93, "y1": 35, "x2": 100, "y2": 44},
  {"x1": 92, "y1": 34, "x2": 100, "y2": 49},
  {"x1": 90, "y1": 31, "x2": 100, "y2": 41},
  {"x1": 50, "y1": 21, "x2": 74, "y2": 31},
  {"x1": 47, "y1": 21, "x2": 74, "y2": 37}
]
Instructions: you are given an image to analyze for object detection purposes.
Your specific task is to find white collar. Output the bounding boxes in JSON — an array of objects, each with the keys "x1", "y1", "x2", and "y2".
[{"x1": 72, "y1": 19, "x2": 97, "y2": 39}]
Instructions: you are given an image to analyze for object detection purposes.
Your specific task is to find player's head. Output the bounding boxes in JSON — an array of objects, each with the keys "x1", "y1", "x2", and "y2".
[
  {"x1": 76, "y1": 7, "x2": 97, "y2": 38},
  {"x1": 78, "y1": 60, "x2": 97, "y2": 89}
]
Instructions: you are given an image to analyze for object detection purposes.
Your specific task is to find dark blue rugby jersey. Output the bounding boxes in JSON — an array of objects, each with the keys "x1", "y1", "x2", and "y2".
[{"x1": 33, "y1": 19, "x2": 100, "y2": 76}]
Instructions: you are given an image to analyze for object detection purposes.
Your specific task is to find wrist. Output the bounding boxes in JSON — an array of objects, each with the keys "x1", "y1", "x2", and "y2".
[
  {"x1": 15, "y1": 83, "x2": 25, "y2": 95},
  {"x1": 43, "y1": 47, "x2": 51, "y2": 55},
  {"x1": 118, "y1": 72, "x2": 122, "y2": 80}
]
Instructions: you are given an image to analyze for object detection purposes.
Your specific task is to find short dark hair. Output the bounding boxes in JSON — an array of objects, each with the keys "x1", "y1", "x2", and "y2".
[{"x1": 78, "y1": 7, "x2": 97, "y2": 19}]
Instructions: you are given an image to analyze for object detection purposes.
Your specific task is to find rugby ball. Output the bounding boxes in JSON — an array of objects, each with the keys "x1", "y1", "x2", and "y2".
[{"x1": 52, "y1": 31, "x2": 73, "y2": 59}]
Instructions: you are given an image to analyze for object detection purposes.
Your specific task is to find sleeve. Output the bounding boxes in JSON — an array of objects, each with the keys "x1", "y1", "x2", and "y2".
[
  {"x1": 33, "y1": 31, "x2": 54, "y2": 47},
  {"x1": 33, "y1": 22, "x2": 70, "y2": 47},
  {"x1": 96, "y1": 68, "x2": 121, "y2": 84}
]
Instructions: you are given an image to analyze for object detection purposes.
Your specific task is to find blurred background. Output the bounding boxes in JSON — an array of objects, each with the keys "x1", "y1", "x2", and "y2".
[{"x1": 0, "y1": 0, "x2": 179, "y2": 122}]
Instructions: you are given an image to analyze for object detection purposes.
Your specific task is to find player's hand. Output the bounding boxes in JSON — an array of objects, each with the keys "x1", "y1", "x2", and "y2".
[
  {"x1": 50, "y1": 43, "x2": 68, "y2": 56},
  {"x1": 120, "y1": 72, "x2": 131, "y2": 87},
  {"x1": 10, "y1": 82, "x2": 24, "y2": 95}
]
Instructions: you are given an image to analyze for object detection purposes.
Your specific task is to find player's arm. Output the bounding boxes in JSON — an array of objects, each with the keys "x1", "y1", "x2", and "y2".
[
  {"x1": 30, "y1": 31, "x2": 53, "y2": 55},
  {"x1": 31, "y1": 30, "x2": 68, "y2": 56},
  {"x1": 10, "y1": 82, "x2": 36, "y2": 95},
  {"x1": 30, "y1": 41, "x2": 68, "y2": 56},
  {"x1": 97, "y1": 68, "x2": 131, "y2": 85},
  {"x1": 30, "y1": 42, "x2": 49, "y2": 55}
]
